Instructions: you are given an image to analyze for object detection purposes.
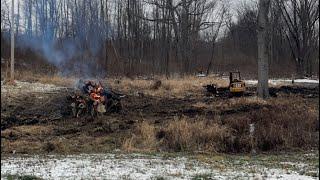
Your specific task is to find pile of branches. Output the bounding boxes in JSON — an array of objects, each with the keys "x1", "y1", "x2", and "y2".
[{"x1": 67, "y1": 80, "x2": 125, "y2": 117}]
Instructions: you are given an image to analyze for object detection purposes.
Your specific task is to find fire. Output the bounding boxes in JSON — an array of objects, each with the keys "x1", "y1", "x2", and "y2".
[
  {"x1": 71, "y1": 79, "x2": 124, "y2": 117},
  {"x1": 90, "y1": 92, "x2": 101, "y2": 101},
  {"x1": 88, "y1": 81, "x2": 105, "y2": 103}
]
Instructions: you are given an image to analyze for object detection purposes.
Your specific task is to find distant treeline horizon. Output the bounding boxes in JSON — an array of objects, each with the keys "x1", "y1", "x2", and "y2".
[{"x1": 1, "y1": 0, "x2": 319, "y2": 78}]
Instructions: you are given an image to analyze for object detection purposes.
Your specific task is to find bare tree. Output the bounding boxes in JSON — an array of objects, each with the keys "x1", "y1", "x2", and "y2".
[
  {"x1": 257, "y1": 0, "x2": 270, "y2": 98},
  {"x1": 206, "y1": 4, "x2": 227, "y2": 75},
  {"x1": 1, "y1": 0, "x2": 318, "y2": 77},
  {"x1": 276, "y1": 0, "x2": 319, "y2": 77},
  {"x1": 1, "y1": 0, "x2": 11, "y2": 32}
]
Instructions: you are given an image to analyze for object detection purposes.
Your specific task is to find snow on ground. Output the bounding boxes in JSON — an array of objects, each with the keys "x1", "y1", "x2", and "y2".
[
  {"x1": 1, "y1": 80, "x2": 66, "y2": 94},
  {"x1": 1, "y1": 77, "x2": 318, "y2": 94},
  {"x1": 1, "y1": 153, "x2": 318, "y2": 180},
  {"x1": 245, "y1": 79, "x2": 319, "y2": 86}
]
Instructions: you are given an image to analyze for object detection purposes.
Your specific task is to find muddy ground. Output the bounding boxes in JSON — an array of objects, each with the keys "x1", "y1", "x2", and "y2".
[{"x1": 1, "y1": 81, "x2": 319, "y2": 154}]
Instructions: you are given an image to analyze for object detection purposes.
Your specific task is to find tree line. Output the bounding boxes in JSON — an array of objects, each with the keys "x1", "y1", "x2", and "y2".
[{"x1": 1, "y1": 0, "x2": 319, "y2": 78}]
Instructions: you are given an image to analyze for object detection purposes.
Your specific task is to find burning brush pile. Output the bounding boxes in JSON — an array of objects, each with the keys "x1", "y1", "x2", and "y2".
[{"x1": 68, "y1": 80, "x2": 125, "y2": 117}]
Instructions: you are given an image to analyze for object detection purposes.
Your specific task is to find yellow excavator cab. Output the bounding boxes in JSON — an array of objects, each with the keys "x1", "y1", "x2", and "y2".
[{"x1": 229, "y1": 72, "x2": 246, "y2": 94}]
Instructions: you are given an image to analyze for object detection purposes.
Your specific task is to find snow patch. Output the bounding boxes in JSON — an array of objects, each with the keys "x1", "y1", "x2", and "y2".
[
  {"x1": 196, "y1": 73, "x2": 206, "y2": 77},
  {"x1": 1, "y1": 154, "x2": 317, "y2": 180},
  {"x1": 245, "y1": 79, "x2": 319, "y2": 85},
  {"x1": 1, "y1": 80, "x2": 66, "y2": 94}
]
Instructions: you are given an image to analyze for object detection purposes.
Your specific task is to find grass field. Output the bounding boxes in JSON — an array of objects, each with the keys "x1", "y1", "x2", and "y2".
[{"x1": 1, "y1": 74, "x2": 319, "y2": 179}]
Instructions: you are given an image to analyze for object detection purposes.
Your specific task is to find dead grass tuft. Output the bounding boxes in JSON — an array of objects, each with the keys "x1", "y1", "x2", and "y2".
[
  {"x1": 223, "y1": 97, "x2": 319, "y2": 152},
  {"x1": 192, "y1": 102, "x2": 209, "y2": 108},
  {"x1": 43, "y1": 141, "x2": 56, "y2": 153},
  {"x1": 252, "y1": 99, "x2": 318, "y2": 151},
  {"x1": 122, "y1": 121, "x2": 157, "y2": 152},
  {"x1": 150, "y1": 80, "x2": 162, "y2": 90},
  {"x1": 122, "y1": 117, "x2": 232, "y2": 153},
  {"x1": 162, "y1": 117, "x2": 231, "y2": 152},
  {"x1": 14, "y1": 125, "x2": 53, "y2": 136}
]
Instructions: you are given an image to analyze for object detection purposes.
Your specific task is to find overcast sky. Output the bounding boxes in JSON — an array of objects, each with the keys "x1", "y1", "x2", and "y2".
[
  {"x1": 1, "y1": 0, "x2": 258, "y2": 37},
  {"x1": 3, "y1": 0, "x2": 257, "y2": 15}
]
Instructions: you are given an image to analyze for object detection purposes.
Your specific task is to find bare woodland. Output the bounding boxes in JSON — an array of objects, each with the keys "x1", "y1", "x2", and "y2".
[
  {"x1": 1, "y1": 0, "x2": 319, "y2": 78},
  {"x1": 0, "y1": 2, "x2": 319, "y2": 177}
]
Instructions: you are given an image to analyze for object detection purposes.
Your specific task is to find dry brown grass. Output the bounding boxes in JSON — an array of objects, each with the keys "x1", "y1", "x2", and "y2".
[
  {"x1": 3, "y1": 70, "x2": 77, "y2": 87},
  {"x1": 1, "y1": 125, "x2": 54, "y2": 153},
  {"x1": 122, "y1": 97, "x2": 318, "y2": 153},
  {"x1": 122, "y1": 121, "x2": 157, "y2": 152},
  {"x1": 14, "y1": 125, "x2": 53, "y2": 136},
  {"x1": 37, "y1": 75, "x2": 76, "y2": 87},
  {"x1": 190, "y1": 97, "x2": 270, "y2": 115},
  {"x1": 1, "y1": 125, "x2": 53, "y2": 139},
  {"x1": 10, "y1": 70, "x2": 40, "y2": 82},
  {"x1": 3, "y1": 70, "x2": 229, "y2": 96},
  {"x1": 2, "y1": 139, "x2": 43, "y2": 154},
  {"x1": 192, "y1": 102, "x2": 209, "y2": 108},
  {"x1": 39, "y1": 135, "x2": 119, "y2": 154},
  {"x1": 222, "y1": 97, "x2": 319, "y2": 152},
  {"x1": 161, "y1": 117, "x2": 232, "y2": 152},
  {"x1": 252, "y1": 98, "x2": 318, "y2": 151},
  {"x1": 1, "y1": 125, "x2": 119, "y2": 154},
  {"x1": 110, "y1": 75, "x2": 228, "y2": 97},
  {"x1": 122, "y1": 117, "x2": 232, "y2": 153}
]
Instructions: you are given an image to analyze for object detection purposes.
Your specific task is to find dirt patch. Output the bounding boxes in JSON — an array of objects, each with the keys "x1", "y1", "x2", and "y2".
[{"x1": 269, "y1": 86, "x2": 319, "y2": 98}]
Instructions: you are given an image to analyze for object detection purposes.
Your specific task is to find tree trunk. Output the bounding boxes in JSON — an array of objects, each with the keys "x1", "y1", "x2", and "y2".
[
  {"x1": 296, "y1": 58, "x2": 305, "y2": 78},
  {"x1": 257, "y1": 0, "x2": 270, "y2": 98},
  {"x1": 206, "y1": 42, "x2": 215, "y2": 75},
  {"x1": 10, "y1": 0, "x2": 15, "y2": 82}
]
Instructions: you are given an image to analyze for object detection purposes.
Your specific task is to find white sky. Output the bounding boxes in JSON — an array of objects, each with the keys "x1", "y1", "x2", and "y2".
[
  {"x1": 1, "y1": 0, "x2": 258, "y2": 37},
  {"x1": 3, "y1": 0, "x2": 257, "y2": 17}
]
